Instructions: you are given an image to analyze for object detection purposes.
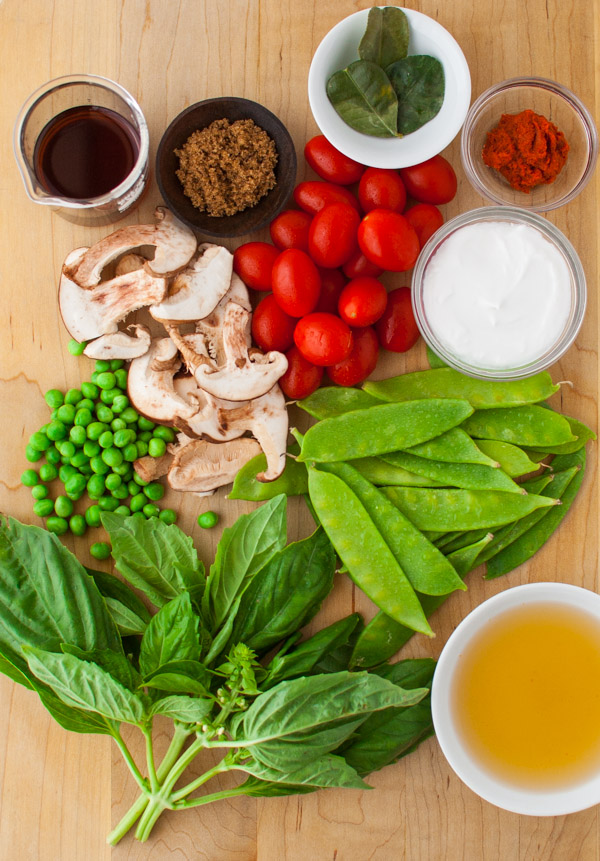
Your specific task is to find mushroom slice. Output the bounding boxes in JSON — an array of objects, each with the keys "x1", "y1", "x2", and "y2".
[
  {"x1": 127, "y1": 337, "x2": 198, "y2": 423},
  {"x1": 149, "y1": 243, "x2": 233, "y2": 322},
  {"x1": 168, "y1": 437, "x2": 261, "y2": 494},
  {"x1": 195, "y1": 273, "x2": 251, "y2": 364},
  {"x1": 193, "y1": 303, "x2": 288, "y2": 401},
  {"x1": 218, "y1": 384, "x2": 288, "y2": 481},
  {"x1": 115, "y1": 253, "x2": 147, "y2": 276},
  {"x1": 83, "y1": 324, "x2": 151, "y2": 360},
  {"x1": 173, "y1": 375, "x2": 246, "y2": 442},
  {"x1": 133, "y1": 452, "x2": 174, "y2": 483},
  {"x1": 64, "y1": 207, "x2": 197, "y2": 287}
]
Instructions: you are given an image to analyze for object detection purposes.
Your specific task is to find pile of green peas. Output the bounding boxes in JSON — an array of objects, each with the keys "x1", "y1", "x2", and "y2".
[{"x1": 22, "y1": 359, "x2": 178, "y2": 557}]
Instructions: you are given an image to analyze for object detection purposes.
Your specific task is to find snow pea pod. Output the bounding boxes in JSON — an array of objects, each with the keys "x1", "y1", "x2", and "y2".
[
  {"x1": 364, "y1": 367, "x2": 559, "y2": 409},
  {"x1": 384, "y1": 450, "x2": 522, "y2": 494},
  {"x1": 474, "y1": 440, "x2": 540, "y2": 477},
  {"x1": 382, "y1": 486, "x2": 558, "y2": 531},
  {"x1": 299, "y1": 399, "x2": 473, "y2": 463},
  {"x1": 298, "y1": 387, "x2": 381, "y2": 420},
  {"x1": 526, "y1": 415, "x2": 596, "y2": 455},
  {"x1": 446, "y1": 533, "x2": 494, "y2": 576},
  {"x1": 426, "y1": 345, "x2": 447, "y2": 369},
  {"x1": 319, "y1": 461, "x2": 465, "y2": 596},
  {"x1": 307, "y1": 468, "x2": 432, "y2": 635},
  {"x1": 350, "y1": 457, "x2": 446, "y2": 487},
  {"x1": 439, "y1": 528, "x2": 495, "y2": 555},
  {"x1": 462, "y1": 406, "x2": 576, "y2": 448},
  {"x1": 404, "y1": 428, "x2": 498, "y2": 466},
  {"x1": 229, "y1": 452, "x2": 308, "y2": 500}
]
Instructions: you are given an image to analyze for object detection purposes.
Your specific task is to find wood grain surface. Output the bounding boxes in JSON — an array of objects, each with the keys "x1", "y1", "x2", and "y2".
[{"x1": 0, "y1": 0, "x2": 598, "y2": 859}]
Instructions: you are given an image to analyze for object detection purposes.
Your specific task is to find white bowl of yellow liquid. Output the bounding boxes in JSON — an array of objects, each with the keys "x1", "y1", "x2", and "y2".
[{"x1": 432, "y1": 582, "x2": 600, "y2": 815}]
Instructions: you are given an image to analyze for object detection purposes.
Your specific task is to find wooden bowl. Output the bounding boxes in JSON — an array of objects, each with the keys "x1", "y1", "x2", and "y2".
[{"x1": 156, "y1": 97, "x2": 297, "y2": 238}]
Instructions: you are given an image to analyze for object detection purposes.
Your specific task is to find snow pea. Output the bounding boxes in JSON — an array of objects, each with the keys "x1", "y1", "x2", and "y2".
[
  {"x1": 299, "y1": 399, "x2": 473, "y2": 463},
  {"x1": 446, "y1": 533, "x2": 494, "y2": 576},
  {"x1": 384, "y1": 450, "x2": 522, "y2": 493},
  {"x1": 350, "y1": 457, "x2": 446, "y2": 487},
  {"x1": 404, "y1": 428, "x2": 498, "y2": 467},
  {"x1": 526, "y1": 415, "x2": 596, "y2": 455},
  {"x1": 462, "y1": 405, "x2": 576, "y2": 448},
  {"x1": 298, "y1": 387, "x2": 381, "y2": 420},
  {"x1": 229, "y1": 451, "x2": 308, "y2": 500},
  {"x1": 426, "y1": 345, "x2": 447, "y2": 369},
  {"x1": 474, "y1": 440, "x2": 541, "y2": 477},
  {"x1": 307, "y1": 468, "x2": 432, "y2": 635},
  {"x1": 364, "y1": 368, "x2": 559, "y2": 409},
  {"x1": 382, "y1": 486, "x2": 558, "y2": 531},
  {"x1": 319, "y1": 461, "x2": 465, "y2": 596}
]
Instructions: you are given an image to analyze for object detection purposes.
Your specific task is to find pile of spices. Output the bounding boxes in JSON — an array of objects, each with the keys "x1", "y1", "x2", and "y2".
[
  {"x1": 482, "y1": 109, "x2": 569, "y2": 193},
  {"x1": 175, "y1": 118, "x2": 277, "y2": 216}
]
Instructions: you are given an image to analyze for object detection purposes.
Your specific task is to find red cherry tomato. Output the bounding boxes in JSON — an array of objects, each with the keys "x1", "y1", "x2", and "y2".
[
  {"x1": 232, "y1": 242, "x2": 279, "y2": 291},
  {"x1": 342, "y1": 250, "x2": 383, "y2": 280},
  {"x1": 271, "y1": 249, "x2": 321, "y2": 317},
  {"x1": 358, "y1": 209, "x2": 420, "y2": 272},
  {"x1": 251, "y1": 294, "x2": 297, "y2": 353},
  {"x1": 279, "y1": 346, "x2": 323, "y2": 400},
  {"x1": 404, "y1": 203, "x2": 444, "y2": 248},
  {"x1": 375, "y1": 287, "x2": 420, "y2": 353},
  {"x1": 315, "y1": 268, "x2": 347, "y2": 314},
  {"x1": 338, "y1": 277, "x2": 387, "y2": 328},
  {"x1": 358, "y1": 167, "x2": 406, "y2": 214},
  {"x1": 327, "y1": 326, "x2": 379, "y2": 387},
  {"x1": 304, "y1": 135, "x2": 365, "y2": 185},
  {"x1": 294, "y1": 312, "x2": 353, "y2": 366},
  {"x1": 269, "y1": 209, "x2": 313, "y2": 251},
  {"x1": 293, "y1": 180, "x2": 361, "y2": 215},
  {"x1": 308, "y1": 202, "x2": 360, "y2": 269},
  {"x1": 400, "y1": 155, "x2": 457, "y2": 204}
]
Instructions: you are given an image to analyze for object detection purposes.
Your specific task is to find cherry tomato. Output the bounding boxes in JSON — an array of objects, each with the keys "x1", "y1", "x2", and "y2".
[
  {"x1": 326, "y1": 326, "x2": 379, "y2": 387},
  {"x1": 404, "y1": 203, "x2": 444, "y2": 248},
  {"x1": 271, "y1": 249, "x2": 321, "y2": 318},
  {"x1": 308, "y1": 202, "x2": 360, "y2": 269},
  {"x1": 294, "y1": 313, "x2": 353, "y2": 366},
  {"x1": 251, "y1": 294, "x2": 297, "y2": 353},
  {"x1": 315, "y1": 268, "x2": 347, "y2": 314},
  {"x1": 338, "y1": 276, "x2": 387, "y2": 328},
  {"x1": 375, "y1": 287, "x2": 420, "y2": 353},
  {"x1": 269, "y1": 209, "x2": 313, "y2": 251},
  {"x1": 400, "y1": 155, "x2": 457, "y2": 204},
  {"x1": 293, "y1": 180, "x2": 361, "y2": 215},
  {"x1": 358, "y1": 167, "x2": 406, "y2": 214},
  {"x1": 279, "y1": 346, "x2": 323, "y2": 400},
  {"x1": 342, "y1": 250, "x2": 383, "y2": 280},
  {"x1": 233, "y1": 242, "x2": 279, "y2": 291},
  {"x1": 358, "y1": 209, "x2": 420, "y2": 272},
  {"x1": 304, "y1": 135, "x2": 365, "y2": 185}
]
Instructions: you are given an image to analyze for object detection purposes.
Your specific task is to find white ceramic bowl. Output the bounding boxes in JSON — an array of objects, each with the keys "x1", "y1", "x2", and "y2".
[
  {"x1": 432, "y1": 583, "x2": 600, "y2": 816},
  {"x1": 308, "y1": 8, "x2": 471, "y2": 168}
]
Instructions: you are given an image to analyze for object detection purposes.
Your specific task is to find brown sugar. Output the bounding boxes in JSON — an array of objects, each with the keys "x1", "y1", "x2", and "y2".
[{"x1": 175, "y1": 118, "x2": 278, "y2": 216}]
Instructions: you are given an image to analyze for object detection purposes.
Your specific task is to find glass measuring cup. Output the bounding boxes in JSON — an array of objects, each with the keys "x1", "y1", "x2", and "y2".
[{"x1": 13, "y1": 74, "x2": 149, "y2": 225}]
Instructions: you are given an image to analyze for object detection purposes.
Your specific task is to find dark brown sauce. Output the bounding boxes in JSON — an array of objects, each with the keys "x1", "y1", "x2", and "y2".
[{"x1": 33, "y1": 105, "x2": 139, "y2": 199}]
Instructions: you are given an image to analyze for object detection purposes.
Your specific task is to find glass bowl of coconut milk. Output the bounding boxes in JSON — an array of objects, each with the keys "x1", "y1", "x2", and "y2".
[{"x1": 411, "y1": 206, "x2": 586, "y2": 380}]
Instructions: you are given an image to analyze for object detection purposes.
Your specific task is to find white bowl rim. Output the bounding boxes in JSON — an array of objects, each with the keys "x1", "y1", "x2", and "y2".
[
  {"x1": 308, "y1": 7, "x2": 472, "y2": 169},
  {"x1": 432, "y1": 582, "x2": 600, "y2": 816}
]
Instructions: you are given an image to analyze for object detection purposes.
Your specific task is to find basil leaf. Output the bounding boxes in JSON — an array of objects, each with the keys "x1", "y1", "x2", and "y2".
[
  {"x1": 143, "y1": 659, "x2": 211, "y2": 696},
  {"x1": 239, "y1": 753, "x2": 368, "y2": 789},
  {"x1": 34, "y1": 683, "x2": 119, "y2": 736},
  {"x1": 233, "y1": 776, "x2": 316, "y2": 798},
  {"x1": 223, "y1": 528, "x2": 336, "y2": 656},
  {"x1": 0, "y1": 517, "x2": 121, "y2": 678},
  {"x1": 387, "y1": 55, "x2": 445, "y2": 135},
  {"x1": 327, "y1": 60, "x2": 399, "y2": 138},
  {"x1": 139, "y1": 593, "x2": 200, "y2": 678},
  {"x1": 61, "y1": 645, "x2": 141, "y2": 692},
  {"x1": 103, "y1": 598, "x2": 148, "y2": 637},
  {"x1": 0, "y1": 648, "x2": 33, "y2": 689},
  {"x1": 25, "y1": 648, "x2": 146, "y2": 725},
  {"x1": 86, "y1": 567, "x2": 151, "y2": 635},
  {"x1": 204, "y1": 496, "x2": 287, "y2": 630},
  {"x1": 264, "y1": 614, "x2": 361, "y2": 688},
  {"x1": 149, "y1": 694, "x2": 213, "y2": 723},
  {"x1": 102, "y1": 513, "x2": 204, "y2": 608},
  {"x1": 313, "y1": 618, "x2": 365, "y2": 674},
  {"x1": 358, "y1": 6, "x2": 409, "y2": 67}
]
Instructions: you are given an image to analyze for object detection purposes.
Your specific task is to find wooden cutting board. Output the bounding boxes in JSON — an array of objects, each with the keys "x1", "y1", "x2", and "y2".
[{"x1": 0, "y1": 0, "x2": 597, "y2": 858}]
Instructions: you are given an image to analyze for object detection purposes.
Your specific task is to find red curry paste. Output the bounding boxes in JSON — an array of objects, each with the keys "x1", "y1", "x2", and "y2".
[{"x1": 482, "y1": 109, "x2": 569, "y2": 193}]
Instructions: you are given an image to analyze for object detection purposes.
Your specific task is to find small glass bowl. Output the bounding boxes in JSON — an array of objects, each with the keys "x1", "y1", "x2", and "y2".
[
  {"x1": 461, "y1": 77, "x2": 598, "y2": 211},
  {"x1": 411, "y1": 207, "x2": 586, "y2": 380}
]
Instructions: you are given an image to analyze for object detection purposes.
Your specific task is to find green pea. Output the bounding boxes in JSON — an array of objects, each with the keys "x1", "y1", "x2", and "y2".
[
  {"x1": 131, "y1": 511, "x2": 146, "y2": 521},
  {"x1": 138, "y1": 417, "x2": 155, "y2": 431},
  {"x1": 59, "y1": 464, "x2": 78, "y2": 483},
  {"x1": 79, "y1": 398, "x2": 95, "y2": 412},
  {"x1": 105, "y1": 473, "x2": 122, "y2": 491},
  {"x1": 46, "y1": 421, "x2": 68, "y2": 441},
  {"x1": 98, "y1": 496, "x2": 119, "y2": 512},
  {"x1": 121, "y1": 407, "x2": 139, "y2": 424},
  {"x1": 148, "y1": 438, "x2": 167, "y2": 458},
  {"x1": 57, "y1": 403, "x2": 76, "y2": 424},
  {"x1": 159, "y1": 508, "x2": 177, "y2": 525},
  {"x1": 102, "y1": 447, "x2": 123, "y2": 468},
  {"x1": 95, "y1": 360, "x2": 111, "y2": 373},
  {"x1": 114, "y1": 505, "x2": 130, "y2": 517},
  {"x1": 99, "y1": 431, "x2": 114, "y2": 449},
  {"x1": 111, "y1": 485, "x2": 129, "y2": 500},
  {"x1": 90, "y1": 541, "x2": 111, "y2": 560},
  {"x1": 45, "y1": 389, "x2": 64, "y2": 409},
  {"x1": 113, "y1": 429, "x2": 134, "y2": 448},
  {"x1": 96, "y1": 372, "x2": 116, "y2": 390},
  {"x1": 90, "y1": 371, "x2": 101, "y2": 384},
  {"x1": 143, "y1": 503, "x2": 159, "y2": 518},
  {"x1": 123, "y1": 443, "x2": 138, "y2": 462},
  {"x1": 90, "y1": 456, "x2": 110, "y2": 475},
  {"x1": 45, "y1": 447, "x2": 62, "y2": 465},
  {"x1": 65, "y1": 388, "x2": 83, "y2": 406},
  {"x1": 79, "y1": 464, "x2": 93, "y2": 477},
  {"x1": 128, "y1": 480, "x2": 142, "y2": 496},
  {"x1": 114, "y1": 371, "x2": 128, "y2": 391},
  {"x1": 85, "y1": 505, "x2": 102, "y2": 528},
  {"x1": 46, "y1": 516, "x2": 69, "y2": 535},
  {"x1": 21, "y1": 469, "x2": 39, "y2": 487},
  {"x1": 100, "y1": 387, "x2": 120, "y2": 404},
  {"x1": 112, "y1": 462, "x2": 132, "y2": 477},
  {"x1": 69, "y1": 514, "x2": 87, "y2": 536},
  {"x1": 57, "y1": 440, "x2": 76, "y2": 459},
  {"x1": 29, "y1": 431, "x2": 51, "y2": 452},
  {"x1": 110, "y1": 359, "x2": 124, "y2": 371},
  {"x1": 25, "y1": 445, "x2": 44, "y2": 463},
  {"x1": 198, "y1": 510, "x2": 219, "y2": 529},
  {"x1": 65, "y1": 474, "x2": 87, "y2": 497},
  {"x1": 299, "y1": 386, "x2": 381, "y2": 420},
  {"x1": 33, "y1": 498, "x2": 54, "y2": 518},
  {"x1": 31, "y1": 484, "x2": 49, "y2": 500},
  {"x1": 74, "y1": 408, "x2": 93, "y2": 427},
  {"x1": 67, "y1": 339, "x2": 86, "y2": 356},
  {"x1": 462, "y1": 406, "x2": 576, "y2": 448},
  {"x1": 69, "y1": 425, "x2": 88, "y2": 447},
  {"x1": 84, "y1": 440, "x2": 101, "y2": 457},
  {"x1": 143, "y1": 482, "x2": 165, "y2": 501},
  {"x1": 54, "y1": 495, "x2": 74, "y2": 518},
  {"x1": 87, "y1": 474, "x2": 106, "y2": 498},
  {"x1": 81, "y1": 381, "x2": 99, "y2": 400},
  {"x1": 133, "y1": 472, "x2": 149, "y2": 486},
  {"x1": 130, "y1": 493, "x2": 146, "y2": 512},
  {"x1": 87, "y1": 422, "x2": 107, "y2": 441},
  {"x1": 153, "y1": 426, "x2": 175, "y2": 443},
  {"x1": 136, "y1": 440, "x2": 149, "y2": 458},
  {"x1": 138, "y1": 430, "x2": 153, "y2": 442},
  {"x1": 111, "y1": 417, "x2": 127, "y2": 431},
  {"x1": 95, "y1": 404, "x2": 114, "y2": 423}
]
